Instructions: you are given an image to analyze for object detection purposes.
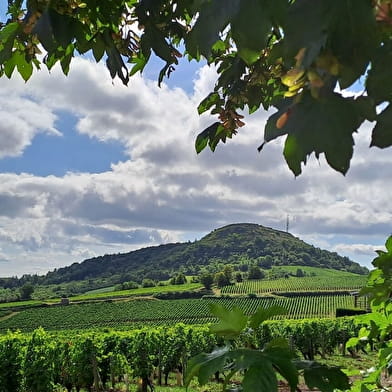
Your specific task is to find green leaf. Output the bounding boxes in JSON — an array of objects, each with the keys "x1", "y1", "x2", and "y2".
[
  {"x1": 275, "y1": 93, "x2": 366, "y2": 176},
  {"x1": 186, "y1": 0, "x2": 241, "y2": 59},
  {"x1": 185, "y1": 346, "x2": 229, "y2": 386},
  {"x1": 103, "y1": 30, "x2": 129, "y2": 85},
  {"x1": 32, "y1": 10, "x2": 57, "y2": 52},
  {"x1": 371, "y1": 105, "x2": 392, "y2": 149},
  {"x1": 242, "y1": 362, "x2": 278, "y2": 392},
  {"x1": 330, "y1": 0, "x2": 376, "y2": 89},
  {"x1": 0, "y1": 22, "x2": 19, "y2": 65},
  {"x1": 92, "y1": 34, "x2": 106, "y2": 62},
  {"x1": 3, "y1": 51, "x2": 18, "y2": 78},
  {"x1": 0, "y1": 21, "x2": 19, "y2": 43},
  {"x1": 228, "y1": 348, "x2": 264, "y2": 369},
  {"x1": 49, "y1": 10, "x2": 76, "y2": 48},
  {"x1": 197, "y1": 92, "x2": 221, "y2": 115},
  {"x1": 263, "y1": 338, "x2": 298, "y2": 391},
  {"x1": 231, "y1": 0, "x2": 272, "y2": 65},
  {"x1": 60, "y1": 44, "x2": 74, "y2": 75},
  {"x1": 366, "y1": 42, "x2": 392, "y2": 105},
  {"x1": 386, "y1": 236, "x2": 392, "y2": 253},
  {"x1": 195, "y1": 122, "x2": 222, "y2": 153},
  {"x1": 16, "y1": 52, "x2": 33, "y2": 81},
  {"x1": 345, "y1": 337, "x2": 360, "y2": 350},
  {"x1": 209, "y1": 304, "x2": 248, "y2": 339},
  {"x1": 297, "y1": 361, "x2": 350, "y2": 392},
  {"x1": 249, "y1": 305, "x2": 286, "y2": 329},
  {"x1": 282, "y1": 0, "x2": 329, "y2": 67},
  {"x1": 129, "y1": 53, "x2": 149, "y2": 77}
]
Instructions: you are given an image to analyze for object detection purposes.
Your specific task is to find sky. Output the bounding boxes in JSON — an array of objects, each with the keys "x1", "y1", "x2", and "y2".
[{"x1": 0, "y1": 32, "x2": 390, "y2": 276}]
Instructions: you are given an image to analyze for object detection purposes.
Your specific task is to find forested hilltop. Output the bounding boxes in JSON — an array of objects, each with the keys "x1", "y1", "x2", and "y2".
[{"x1": 30, "y1": 223, "x2": 367, "y2": 287}]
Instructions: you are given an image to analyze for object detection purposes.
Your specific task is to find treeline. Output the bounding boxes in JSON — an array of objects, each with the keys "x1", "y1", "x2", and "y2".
[{"x1": 0, "y1": 317, "x2": 361, "y2": 392}]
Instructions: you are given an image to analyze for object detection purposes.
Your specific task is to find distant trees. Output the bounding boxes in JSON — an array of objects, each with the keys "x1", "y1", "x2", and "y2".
[
  {"x1": 200, "y1": 273, "x2": 214, "y2": 290},
  {"x1": 214, "y1": 265, "x2": 234, "y2": 288},
  {"x1": 248, "y1": 265, "x2": 265, "y2": 280},
  {"x1": 214, "y1": 272, "x2": 230, "y2": 288},
  {"x1": 19, "y1": 284, "x2": 34, "y2": 300},
  {"x1": 115, "y1": 281, "x2": 139, "y2": 291},
  {"x1": 170, "y1": 273, "x2": 187, "y2": 285},
  {"x1": 235, "y1": 272, "x2": 243, "y2": 283},
  {"x1": 296, "y1": 268, "x2": 305, "y2": 278},
  {"x1": 141, "y1": 279, "x2": 156, "y2": 288}
]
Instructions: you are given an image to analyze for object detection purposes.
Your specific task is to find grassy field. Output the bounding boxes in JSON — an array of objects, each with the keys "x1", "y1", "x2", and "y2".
[
  {"x1": 274, "y1": 266, "x2": 366, "y2": 277},
  {"x1": 0, "y1": 300, "x2": 44, "y2": 309},
  {"x1": 66, "y1": 282, "x2": 203, "y2": 301}
]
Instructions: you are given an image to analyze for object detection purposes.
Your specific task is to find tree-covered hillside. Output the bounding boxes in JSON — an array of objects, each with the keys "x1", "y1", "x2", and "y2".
[{"x1": 35, "y1": 223, "x2": 367, "y2": 285}]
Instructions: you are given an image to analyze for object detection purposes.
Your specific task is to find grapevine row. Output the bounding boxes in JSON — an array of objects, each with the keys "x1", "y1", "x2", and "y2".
[
  {"x1": 221, "y1": 275, "x2": 366, "y2": 295},
  {"x1": 0, "y1": 295, "x2": 360, "y2": 332},
  {"x1": 0, "y1": 318, "x2": 361, "y2": 392}
]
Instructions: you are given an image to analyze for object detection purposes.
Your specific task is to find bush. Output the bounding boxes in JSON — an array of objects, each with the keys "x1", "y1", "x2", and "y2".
[
  {"x1": 141, "y1": 279, "x2": 156, "y2": 288},
  {"x1": 336, "y1": 308, "x2": 368, "y2": 317}
]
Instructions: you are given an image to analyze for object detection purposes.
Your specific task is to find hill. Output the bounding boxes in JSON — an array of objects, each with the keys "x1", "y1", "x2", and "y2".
[{"x1": 37, "y1": 223, "x2": 366, "y2": 286}]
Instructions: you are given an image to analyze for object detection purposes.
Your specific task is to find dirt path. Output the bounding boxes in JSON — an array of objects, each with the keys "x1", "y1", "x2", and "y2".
[{"x1": 0, "y1": 311, "x2": 19, "y2": 321}]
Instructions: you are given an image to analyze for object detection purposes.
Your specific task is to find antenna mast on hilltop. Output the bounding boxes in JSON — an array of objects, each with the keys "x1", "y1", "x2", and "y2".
[{"x1": 286, "y1": 215, "x2": 289, "y2": 233}]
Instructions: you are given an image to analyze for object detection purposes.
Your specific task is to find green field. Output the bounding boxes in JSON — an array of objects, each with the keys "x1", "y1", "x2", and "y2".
[
  {"x1": 221, "y1": 271, "x2": 366, "y2": 295},
  {"x1": 57, "y1": 281, "x2": 203, "y2": 301},
  {"x1": 0, "y1": 294, "x2": 363, "y2": 332}
]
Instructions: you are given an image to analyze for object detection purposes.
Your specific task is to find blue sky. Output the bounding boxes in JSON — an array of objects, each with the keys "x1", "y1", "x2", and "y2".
[
  {"x1": 0, "y1": 111, "x2": 127, "y2": 176},
  {"x1": 0, "y1": 7, "x2": 390, "y2": 277}
]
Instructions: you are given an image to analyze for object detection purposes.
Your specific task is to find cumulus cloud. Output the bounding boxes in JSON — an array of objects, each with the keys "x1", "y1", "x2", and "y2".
[
  {"x1": 0, "y1": 59, "x2": 390, "y2": 275},
  {"x1": 333, "y1": 243, "x2": 385, "y2": 256},
  {"x1": 0, "y1": 85, "x2": 60, "y2": 158}
]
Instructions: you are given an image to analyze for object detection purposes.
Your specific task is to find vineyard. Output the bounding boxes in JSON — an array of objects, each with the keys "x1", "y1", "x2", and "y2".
[
  {"x1": 0, "y1": 294, "x2": 362, "y2": 332},
  {"x1": 0, "y1": 317, "x2": 362, "y2": 392},
  {"x1": 221, "y1": 275, "x2": 366, "y2": 295}
]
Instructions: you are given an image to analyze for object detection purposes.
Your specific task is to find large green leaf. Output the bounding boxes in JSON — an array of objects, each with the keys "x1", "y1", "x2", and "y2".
[
  {"x1": 297, "y1": 361, "x2": 350, "y2": 392},
  {"x1": 282, "y1": 0, "x2": 329, "y2": 67},
  {"x1": 185, "y1": 346, "x2": 229, "y2": 386},
  {"x1": 195, "y1": 122, "x2": 227, "y2": 153},
  {"x1": 16, "y1": 52, "x2": 33, "y2": 81},
  {"x1": 49, "y1": 10, "x2": 77, "y2": 48},
  {"x1": 330, "y1": 0, "x2": 376, "y2": 89},
  {"x1": 0, "y1": 22, "x2": 19, "y2": 65},
  {"x1": 371, "y1": 105, "x2": 392, "y2": 149},
  {"x1": 231, "y1": 0, "x2": 272, "y2": 65},
  {"x1": 186, "y1": 0, "x2": 241, "y2": 59},
  {"x1": 242, "y1": 362, "x2": 277, "y2": 392},
  {"x1": 266, "y1": 93, "x2": 366, "y2": 175},
  {"x1": 366, "y1": 42, "x2": 392, "y2": 105},
  {"x1": 263, "y1": 338, "x2": 298, "y2": 391},
  {"x1": 209, "y1": 304, "x2": 247, "y2": 339}
]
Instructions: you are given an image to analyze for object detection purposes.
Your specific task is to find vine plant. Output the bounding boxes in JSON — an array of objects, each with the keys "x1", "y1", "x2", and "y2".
[{"x1": 185, "y1": 304, "x2": 350, "y2": 392}]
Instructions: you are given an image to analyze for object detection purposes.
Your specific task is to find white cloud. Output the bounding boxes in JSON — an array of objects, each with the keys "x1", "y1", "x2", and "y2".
[
  {"x1": 333, "y1": 243, "x2": 385, "y2": 256},
  {"x1": 0, "y1": 86, "x2": 60, "y2": 158},
  {"x1": 0, "y1": 60, "x2": 390, "y2": 276}
]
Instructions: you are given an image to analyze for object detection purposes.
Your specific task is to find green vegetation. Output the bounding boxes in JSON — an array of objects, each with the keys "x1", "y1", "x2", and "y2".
[
  {"x1": 0, "y1": 295, "x2": 363, "y2": 333},
  {"x1": 0, "y1": 317, "x2": 363, "y2": 392},
  {"x1": 0, "y1": 300, "x2": 44, "y2": 309},
  {"x1": 221, "y1": 275, "x2": 366, "y2": 295},
  {"x1": 68, "y1": 282, "x2": 203, "y2": 302}
]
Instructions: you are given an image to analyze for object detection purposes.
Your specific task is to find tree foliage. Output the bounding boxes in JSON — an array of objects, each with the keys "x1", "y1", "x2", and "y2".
[{"x1": 1, "y1": 0, "x2": 391, "y2": 175}]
